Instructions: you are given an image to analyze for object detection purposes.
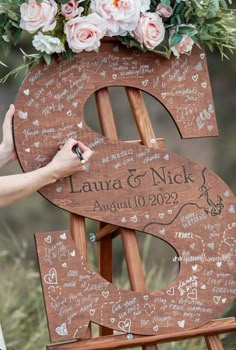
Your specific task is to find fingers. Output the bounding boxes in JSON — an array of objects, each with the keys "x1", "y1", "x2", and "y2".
[
  {"x1": 3, "y1": 104, "x2": 15, "y2": 130},
  {"x1": 59, "y1": 138, "x2": 93, "y2": 162}
]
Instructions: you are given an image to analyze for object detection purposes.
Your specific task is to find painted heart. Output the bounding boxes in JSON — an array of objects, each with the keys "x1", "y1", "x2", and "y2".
[
  {"x1": 144, "y1": 214, "x2": 150, "y2": 219},
  {"x1": 201, "y1": 82, "x2": 207, "y2": 88},
  {"x1": 222, "y1": 298, "x2": 227, "y2": 304},
  {"x1": 62, "y1": 262, "x2": 67, "y2": 267},
  {"x1": 23, "y1": 89, "x2": 30, "y2": 95},
  {"x1": 192, "y1": 264, "x2": 198, "y2": 272},
  {"x1": 70, "y1": 250, "x2": 76, "y2": 257},
  {"x1": 144, "y1": 303, "x2": 155, "y2": 316},
  {"x1": 102, "y1": 291, "x2": 109, "y2": 298},
  {"x1": 167, "y1": 98, "x2": 173, "y2": 104},
  {"x1": 32, "y1": 120, "x2": 39, "y2": 126},
  {"x1": 207, "y1": 125, "x2": 213, "y2": 132},
  {"x1": 112, "y1": 74, "x2": 117, "y2": 80},
  {"x1": 121, "y1": 217, "x2": 126, "y2": 223},
  {"x1": 34, "y1": 142, "x2": 40, "y2": 148},
  {"x1": 44, "y1": 268, "x2": 58, "y2": 285},
  {"x1": 48, "y1": 285, "x2": 62, "y2": 301},
  {"x1": 216, "y1": 261, "x2": 222, "y2": 267},
  {"x1": 66, "y1": 110, "x2": 72, "y2": 117},
  {"x1": 228, "y1": 205, "x2": 235, "y2": 214},
  {"x1": 18, "y1": 111, "x2": 28, "y2": 119},
  {"x1": 131, "y1": 215, "x2": 137, "y2": 223},
  {"x1": 164, "y1": 154, "x2": 169, "y2": 161},
  {"x1": 161, "y1": 92, "x2": 166, "y2": 99},
  {"x1": 44, "y1": 235, "x2": 51, "y2": 244},
  {"x1": 110, "y1": 318, "x2": 115, "y2": 323},
  {"x1": 72, "y1": 101, "x2": 78, "y2": 108},
  {"x1": 200, "y1": 53, "x2": 205, "y2": 59},
  {"x1": 25, "y1": 148, "x2": 30, "y2": 153},
  {"x1": 207, "y1": 242, "x2": 214, "y2": 249},
  {"x1": 167, "y1": 210, "x2": 172, "y2": 214},
  {"x1": 118, "y1": 319, "x2": 131, "y2": 333},
  {"x1": 89, "y1": 309, "x2": 96, "y2": 316},
  {"x1": 150, "y1": 138, "x2": 156, "y2": 144},
  {"x1": 143, "y1": 295, "x2": 148, "y2": 300},
  {"x1": 190, "y1": 243, "x2": 195, "y2": 249},
  {"x1": 100, "y1": 71, "x2": 106, "y2": 78},
  {"x1": 113, "y1": 46, "x2": 119, "y2": 53},
  {"x1": 55, "y1": 323, "x2": 68, "y2": 336},
  {"x1": 192, "y1": 74, "x2": 199, "y2": 82},
  {"x1": 142, "y1": 79, "x2": 149, "y2": 87},
  {"x1": 159, "y1": 213, "x2": 164, "y2": 219},
  {"x1": 187, "y1": 288, "x2": 197, "y2": 300},
  {"x1": 153, "y1": 325, "x2": 159, "y2": 332},
  {"x1": 201, "y1": 284, "x2": 206, "y2": 289},
  {"x1": 178, "y1": 320, "x2": 185, "y2": 328},
  {"x1": 60, "y1": 232, "x2": 67, "y2": 240},
  {"x1": 224, "y1": 190, "x2": 230, "y2": 197},
  {"x1": 159, "y1": 228, "x2": 165, "y2": 235},
  {"x1": 167, "y1": 287, "x2": 174, "y2": 296},
  {"x1": 56, "y1": 187, "x2": 62, "y2": 193},
  {"x1": 77, "y1": 122, "x2": 83, "y2": 128},
  {"x1": 213, "y1": 296, "x2": 221, "y2": 304}
]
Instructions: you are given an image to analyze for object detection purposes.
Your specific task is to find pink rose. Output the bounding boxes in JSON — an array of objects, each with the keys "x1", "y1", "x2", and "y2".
[
  {"x1": 133, "y1": 12, "x2": 165, "y2": 50},
  {"x1": 20, "y1": 0, "x2": 57, "y2": 33},
  {"x1": 64, "y1": 13, "x2": 106, "y2": 53},
  {"x1": 171, "y1": 34, "x2": 195, "y2": 58},
  {"x1": 61, "y1": 1, "x2": 80, "y2": 20},
  {"x1": 90, "y1": 0, "x2": 141, "y2": 36},
  {"x1": 156, "y1": 3, "x2": 173, "y2": 18}
]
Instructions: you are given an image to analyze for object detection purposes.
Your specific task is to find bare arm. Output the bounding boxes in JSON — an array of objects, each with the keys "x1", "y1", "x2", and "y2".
[{"x1": 0, "y1": 105, "x2": 93, "y2": 207}]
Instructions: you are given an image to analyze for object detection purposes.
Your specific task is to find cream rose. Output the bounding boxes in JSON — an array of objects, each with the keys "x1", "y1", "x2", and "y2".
[
  {"x1": 90, "y1": 0, "x2": 141, "y2": 36},
  {"x1": 156, "y1": 3, "x2": 173, "y2": 18},
  {"x1": 133, "y1": 12, "x2": 165, "y2": 50},
  {"x1": 64, "y1": 13, "x2": 106, "y2": 53},
  {"x1": 171, "y1": 34, "x2": 195, "y2": 58},
  {"x1": 32, "y1": 32, "x2": 64, "y2": 54},
  {"x1": 61, "y1": 1, "x2": 81, "y2": 20},
  {"x1": 20, "y1": 0, "x2": 57, "y2": 33}
]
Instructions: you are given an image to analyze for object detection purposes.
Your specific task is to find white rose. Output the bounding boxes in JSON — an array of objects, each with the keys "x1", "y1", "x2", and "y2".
[
  {"x1": 133, "y1": 12, "x2": 165, "y2": 50},
  {"x1": 140, "y1": 0, "x2": 151, "y2": 13},
  {"x1": 20, "y1": 0, "x2": 57, "y2": 33},
  {"x1": 90, "y1": 0, "x2": 141, "y2": 36},
  {"x1": 32, "y1": 32, "x2": 64, "y2": 54},
  {"x1": 64, "y1": 13, "x2": 106, "y2": 53}
]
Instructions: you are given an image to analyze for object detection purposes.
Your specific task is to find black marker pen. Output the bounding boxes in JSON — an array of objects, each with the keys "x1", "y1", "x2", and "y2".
[{"x1": 73, "y1": 144, "x2": 85, "y2": 164}]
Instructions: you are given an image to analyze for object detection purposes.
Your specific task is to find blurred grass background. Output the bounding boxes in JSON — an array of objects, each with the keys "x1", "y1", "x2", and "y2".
[{"x1": 0, "y1": 31, "x2": 235, "y2": 350}]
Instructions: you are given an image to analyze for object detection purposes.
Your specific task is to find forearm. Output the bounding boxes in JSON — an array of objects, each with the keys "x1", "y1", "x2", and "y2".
[
  {"x1": 0, "y1": 143, "x2": 13, "y2": 168},
  {"x1": 0, "y1": 165, "x2": 58, "y2": 207}
]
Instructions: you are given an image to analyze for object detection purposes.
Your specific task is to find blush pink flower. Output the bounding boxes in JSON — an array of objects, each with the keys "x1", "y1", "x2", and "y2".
[
  {"x1": 64, "y1": 13, "x2": 106, "y2": 53},
  {"x1": 61, "y1": 0, "x2": 81, "y2": 20},
  {"x1": 171, "y1": 34, "x2": 195, "y2": 58},
  {"x1": 90, "y1": 0, "x2": 141, "y2": 36},
  {"x1": 156, "y1": 3, "x2": 173, "y2": 18},
  {"x1": 133, "y1": 12, "x2": 165, "y2": 50},
  {"x1": 20, "y1": 0, "x2": 57, "y2": 33}
]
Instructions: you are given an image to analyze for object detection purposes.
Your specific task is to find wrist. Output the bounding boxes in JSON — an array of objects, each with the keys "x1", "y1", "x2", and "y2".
[{"x1": 0, "y1": 142, "x2": 14, "y2": 167}]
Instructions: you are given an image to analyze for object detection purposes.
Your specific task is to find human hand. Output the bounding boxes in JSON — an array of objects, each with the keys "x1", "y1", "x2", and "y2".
[
  {"x1": 46, "y1": 138, "x2": 93, "y2": 180},
  {"x1": 1, "y1": 104, "x2": 17, "y2": 163}
]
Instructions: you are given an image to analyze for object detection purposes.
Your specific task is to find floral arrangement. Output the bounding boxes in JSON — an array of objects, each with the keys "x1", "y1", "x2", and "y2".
[{"x1": 0, "y1": 0, "x2": 235, "y2": 81}]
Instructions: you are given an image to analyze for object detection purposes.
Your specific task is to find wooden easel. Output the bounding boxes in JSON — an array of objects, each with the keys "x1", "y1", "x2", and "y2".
[{"x1": 14, "y1": 43, "x2": 236, "y2": 350}]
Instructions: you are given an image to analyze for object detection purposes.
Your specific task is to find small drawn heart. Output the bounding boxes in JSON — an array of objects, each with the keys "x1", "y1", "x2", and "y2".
[
  {"x1": 113, "y1": 46, "x2": 119, "y2": 53},
  {"x1": 100, "y1": 71, "x2": 106, "y2": 78},
  {"x1": 142, "y1": 79, "x2": 149, "y2": 87},
  {"x1": 18, "y1": 111, "x2": 28, "y2": 119},
  {"x1": 228, "y1": 205, "x2": 235, "y2": 214},
  {"x1": 216, "y1": 261, "x2": 222, "y2": 267},
  {"x1": 159, "y1": 213, "x2": 164, "y2": 219},
  {"x1": 178, "y1": 320, "x2": 185, "y2": 328},
  {"x1": 159, "y1": 228, "x2": 165, "y2": 235},
  {"x1": 213, "y1": 296, "x2": 221, "y2": 304},
  {"x1": 192, "y1": 74, "x2": 199, "y2": 82},
  {"x1": 187, "y1": 288, "x2": 197, "y2": 300},
  {"x1": 192, "y1": 264, "x2": 198, "y2": 272},
  {"x1": 62, "y1": 262, "x2": 67, "y2": 268},
  {"x1": 190, "y1": 243, "x2": 195, "y2": 249},
  {"x1": 48, "y1": 285, "x2": 61, "y2": 301},
  {"x1": 66, "y1": 110, "x2": 72, "y2": 117},
  {"x1": 167, "y1": 287, "x2": 174, "y2": 296},
  {"x1": 161, "y1": 92, "x2": 166, "y2": 99},
  {"x1": 44, "y1": 235, "x2": 51, "y2": 244},
  {"x1": 25, "y1": 148, "x2": 31, "y2": 153},
  {"x1": 222, "y1": 298, "x2": 227, "y2": 304},
  {"x1": 70, "y1": 250, "x2": 75, "y2": 257},
  {"x1": 34, "y1": 142, "x2": 40, "y2": 148},
  {"x1": 201, "y1": 284, "x2": 206, "y2": 289},
  {"x1": 32, "y1": 120, "x2": 39, "y2": 126},
  {"x1": 153, "y1": 325, "x2": 159, "y2": 332},
  {"x1": 143, "y1": 295, "x2": 148, "y2": 300},
  {"x1": 23, "y1": 89, "x2": 30, "y2": 95},
  {"x1": 118, "y1": 319, "x2": 131, "y2": 333},
  {"x1": 44, "y1": 268, "x2": 58, "y2": 285},
  {"x1": 56, "y1": 187, "x2": 62, "y2": 193},
  {"x1": 77, "y1": 122, "x2": 83, "y2": 128},
  {"x1": 112, "y1": 74, "x2": 117, "y2": 80},
  {"x1": 102, "y1": 291, "x2": 109, "y2": 298},
  {"x1": 164, "y1": 154, "x2": 169, "y2": 161},
  {"x1": 145, "y1": 214, "x2": 150, "y2": 219},
  {"x1": 121, "y1": 217, "x2": 126, "y2": 223},
  {"x1": 55, "y1": 323, "x2": 68, "y2": 336},
  {"x1": 72, "y1": 101, "x2": 78, "y2": 108},
  {"x1": 200, "y1": 53, "x2": 205, "y2": 59},
  {"x1": 167, "y1": 98, "x2": 173, "y2": 104},
  {"x1": 207, "y1": 125, "x2": 213, "y2": 132},
  {"x1": 224, "y1": 190, "x2": 230, "y2": 197},
  {"x1": 110, "y1": 318, "x2": 115, "y2": 323},
  {"x1": 167, "y1": 210, "x2": 172, "y2": 214},
  {"x1": 201, "y1": 82, "x2": 207, "y2": 88},
  {"x1": 207, "y1": 242, "x2": 214, "y2": 249},
  {"x1": 89, "y1": 309, "x2": 95, "y2": 316},
  {"x1": 60, "y1": 232, "x2": 67, "y2": 240},
  {"x1": 131, "y1": 215, "x2": 137, "y2": 223}
]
